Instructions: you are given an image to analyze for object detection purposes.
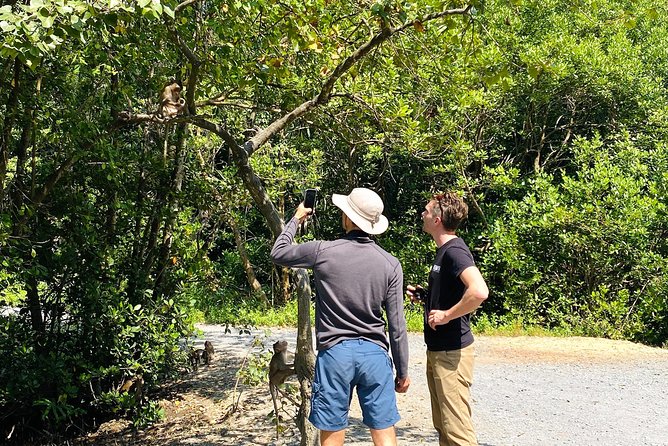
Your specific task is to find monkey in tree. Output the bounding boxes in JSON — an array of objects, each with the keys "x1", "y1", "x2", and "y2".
[
  {"x1": 269, "y1": 340, "x2": 297, "y2": 438},
  {"x1": 157, "y1": 81, "x2": 186, "y2": 119},
  {"x1": 156, "y1": 81, "x2": 187, "y2": 164}
]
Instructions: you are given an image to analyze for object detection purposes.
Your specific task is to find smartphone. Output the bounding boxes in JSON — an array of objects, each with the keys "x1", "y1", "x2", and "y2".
[
  {"x1": 304, "y1": 189, "x2": 317, "y2": 211},
  {"x1": 409, "y1": 286, "x2": 425, "y2": 302}
]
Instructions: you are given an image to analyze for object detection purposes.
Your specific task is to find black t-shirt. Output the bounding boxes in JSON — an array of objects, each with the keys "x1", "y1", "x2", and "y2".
[{"x1": 424, "y1": 237, "x2": 476, "y2": 351}]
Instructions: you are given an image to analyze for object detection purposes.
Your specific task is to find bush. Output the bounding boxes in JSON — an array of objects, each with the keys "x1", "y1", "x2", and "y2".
[{"x1": 480, "y1": 135, "x2": 668, "y2": 345}]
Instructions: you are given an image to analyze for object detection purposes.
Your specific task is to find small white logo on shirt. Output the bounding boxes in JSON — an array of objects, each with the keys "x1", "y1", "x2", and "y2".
[{"x1": 432, "y1": 265, "x2": 440, "y2": 273}]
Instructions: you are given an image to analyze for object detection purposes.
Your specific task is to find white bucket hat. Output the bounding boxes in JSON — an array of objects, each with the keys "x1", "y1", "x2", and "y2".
[{"x1": 331, "y1": 188, "x2": 389, "y2": 235}]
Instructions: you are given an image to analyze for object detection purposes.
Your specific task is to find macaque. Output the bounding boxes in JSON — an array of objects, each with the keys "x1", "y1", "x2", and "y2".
[
  {"x1": 119, "y1": 374, "x2": 144, "y2": 404},
  {"x1": 190, "y1": 341, "x2": 215, "y2": 370},
  {"x1": 189, "y1": 348, "x2": 206, "y2": 370},
  {"x1": 269, "y1": 340, "x2": 297, "y2": 438},
  {"x1": 157, "y1": 81, "x2": 186, "y2": 164},
  {"x1": 203, "y1": 340, "x2": 214, "y2": 364},
  {"x1": 157, "y1": 81, "x2": 186, "y2": 119}
]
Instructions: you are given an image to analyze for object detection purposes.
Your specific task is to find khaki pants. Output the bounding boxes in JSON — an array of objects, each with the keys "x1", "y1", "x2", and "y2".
[{"x1": 426, "y1": 344, "x2": 477, "y2": 446}]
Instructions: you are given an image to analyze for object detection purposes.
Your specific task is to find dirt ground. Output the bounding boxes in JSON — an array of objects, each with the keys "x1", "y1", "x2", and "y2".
[{"x1": 72, "y1": 329, "x2": 668, "y2": 446}]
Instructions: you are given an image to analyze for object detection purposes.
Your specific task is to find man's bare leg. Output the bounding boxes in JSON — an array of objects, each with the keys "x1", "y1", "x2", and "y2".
[
  {"x1": 370, "y1": 426, "x2": 397, "y2": 446},
  {"x1": 320, "y1": 429, "x2": 345, "y2": 446}
]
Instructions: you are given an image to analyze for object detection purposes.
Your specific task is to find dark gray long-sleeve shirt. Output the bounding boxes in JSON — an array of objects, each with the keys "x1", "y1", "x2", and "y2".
[{"x1": 270, "y1": 217, "x2": 409, "y2": 378}]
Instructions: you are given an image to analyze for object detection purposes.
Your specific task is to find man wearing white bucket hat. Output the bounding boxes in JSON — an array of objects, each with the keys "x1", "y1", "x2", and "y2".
[{"x1": 271, "y1": 187, "x2": 410, "y2": 446}]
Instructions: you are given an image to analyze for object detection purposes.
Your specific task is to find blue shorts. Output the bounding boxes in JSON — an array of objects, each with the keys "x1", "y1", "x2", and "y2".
[{"x1": 309, "y1": 339, "x2": 400, "y2": 431}]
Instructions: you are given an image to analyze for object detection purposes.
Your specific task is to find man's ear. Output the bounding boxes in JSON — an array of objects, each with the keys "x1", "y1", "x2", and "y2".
[{"x1": 342, "y1": 213, "x2": 355, "y2": 231}]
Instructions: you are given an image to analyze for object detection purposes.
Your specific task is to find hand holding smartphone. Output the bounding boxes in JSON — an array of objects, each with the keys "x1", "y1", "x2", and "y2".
[
  {"x1": 304, "y1": 189, "x2": 317, "y2": 214},
  {"x1": 407, "y1": 285, "x2": 426, "y2": 303},
  {"x1": 299, "y1": 189, "x2": 317, "y2": 233}
]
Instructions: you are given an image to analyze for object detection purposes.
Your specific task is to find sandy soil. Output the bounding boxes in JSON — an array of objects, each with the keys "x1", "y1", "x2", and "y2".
[{"x1": 73, "y1": 326, "x2": 668, "y2": 446}]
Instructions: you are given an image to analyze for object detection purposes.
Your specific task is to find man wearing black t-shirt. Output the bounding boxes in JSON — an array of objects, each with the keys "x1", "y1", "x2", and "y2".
[{"x1": 407, "y1": 192, "x2": 488, "y2": 446}]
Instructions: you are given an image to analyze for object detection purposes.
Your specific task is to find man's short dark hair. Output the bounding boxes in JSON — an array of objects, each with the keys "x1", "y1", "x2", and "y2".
[{"x1": 432, "y1": 192, "x2": 468, "y2": 230}]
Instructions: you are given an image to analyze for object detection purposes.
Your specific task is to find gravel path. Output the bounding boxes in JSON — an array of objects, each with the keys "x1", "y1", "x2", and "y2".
[
  {"x1": 473, "y1": 361, "x2": 668, "y2": 446},
  {"x1": 198, "y1": 324, "x2": 668, "y2": 446}
]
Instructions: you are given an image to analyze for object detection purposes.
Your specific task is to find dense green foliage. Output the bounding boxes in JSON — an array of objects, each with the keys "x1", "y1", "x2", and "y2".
[{"x1": 1, "y1": 0, "x2": 667, "y2": 441}]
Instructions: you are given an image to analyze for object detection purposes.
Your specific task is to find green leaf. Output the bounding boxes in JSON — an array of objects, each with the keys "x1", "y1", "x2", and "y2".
[
  {"x1": 623, "y1": 17, "x2": 637, "y2": 30},
  {"x1": 151, "y1": 0, "x2": 162, "y2": 16},
  {"x1": 527, "y1": 64, "x2": 540, "y2": 80},
  {"x1": 0, "y1": 21, "x2": 15, "y2": 32},
  {"x1": 42, "y1": 14, "x2": 55, "y2": 28},
  {"x1": 57, "y1": 5, "x2": 73, "y2": 14},
  {"x1": 163, "y1": 5, "x2": 174, "y2": 19}
]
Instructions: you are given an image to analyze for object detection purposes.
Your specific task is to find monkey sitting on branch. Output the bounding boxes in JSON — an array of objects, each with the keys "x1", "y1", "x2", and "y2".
[
  {"x1": 157, "y1": 81, "x2": 186, "y2": 119},
  {"x1": 156, "y1": 80, "x2": 187, "y2": 163},
  {"x1": 113, "y1": 80, "x2": 186, "y2": 125},
  {"x1": 268, "y1": 340, "x2": 298, "y2": 438}
]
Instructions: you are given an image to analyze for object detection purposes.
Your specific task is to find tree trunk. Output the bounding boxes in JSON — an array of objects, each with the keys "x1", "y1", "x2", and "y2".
[
  {"x1": 294, "y1": 269, "x2": 318, "y2": 446},
  {"x1": 10, "y1": 104, "x2": 33, "y2": 231},
  {"x1": 0, "y1": 58, "x2": 21, "y2": 206},
  {"x1": 225, "y1": 211, "x2": 270, "y2": 308},
  {"x1": 281, "y1": 267, "x2": 291, "y2": 305},
  {"x1": 128, "y1": 134, "x2": 151, "y2": 299},
  {"x1": 26, "y1": 275, "x2": 45, "y2": 349},
  {"x1": 153, "y1": 122, "x2": 188, "y2": 301},
  {"x1": 228, "y1": 145, "x2": 317, "y2": 445},
  {"x1": 105, "y1": 190, "x2": 118, "y2": 243},
  {"x1": 277, "y1": 193, "x2": 291, "y2": 305}
]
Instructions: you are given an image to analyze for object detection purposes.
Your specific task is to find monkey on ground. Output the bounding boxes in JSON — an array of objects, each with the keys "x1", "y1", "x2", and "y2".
[
  {"x1": 203, "y1": 340, "x2": 214, "y2": 364},
  {"x1": 189, "y1": 340, "x2": 215, "y2": 371},
  {"x1": 118, "y1": 373, "x2": 144, "y2": 404},
  {"x1": 269, "y1": 340, "x2": 297, "y2": 438},
  {"x1": 189, "y1": 347, "x2": 206, "y2": 370},
  {"x1": 157, "y1": 81, "x2": 186, "y2": 119},
  {"x1": 188, "y1": 348, "x2": 206, "y2": 370}
]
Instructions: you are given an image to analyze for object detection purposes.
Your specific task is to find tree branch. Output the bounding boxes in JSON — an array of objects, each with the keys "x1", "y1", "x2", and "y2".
[
  {"x1": 247, "y1": 100, "x2": 317, "y2": 156},
  {"x1": 189, "y1": 116, "x2": 241, "y2": 155},
  {"x1": 114, "y1": 111, "x2": 181, "y2": 126},
  {"x1": 245, "y1": 5, "x2": 472, "y2": 157},
  {"x1": 163, "y1": 1, "x2": 203, "y2": 114},
  {"x1": 175, "y1": 0, "x2": 200, "y2": 15},
  {"x1": 195, "y1": 99, "x2": 282, "y2": 114},
  {"x1": 31, "y1": 154, "x2": 78, "y2": 206}
]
